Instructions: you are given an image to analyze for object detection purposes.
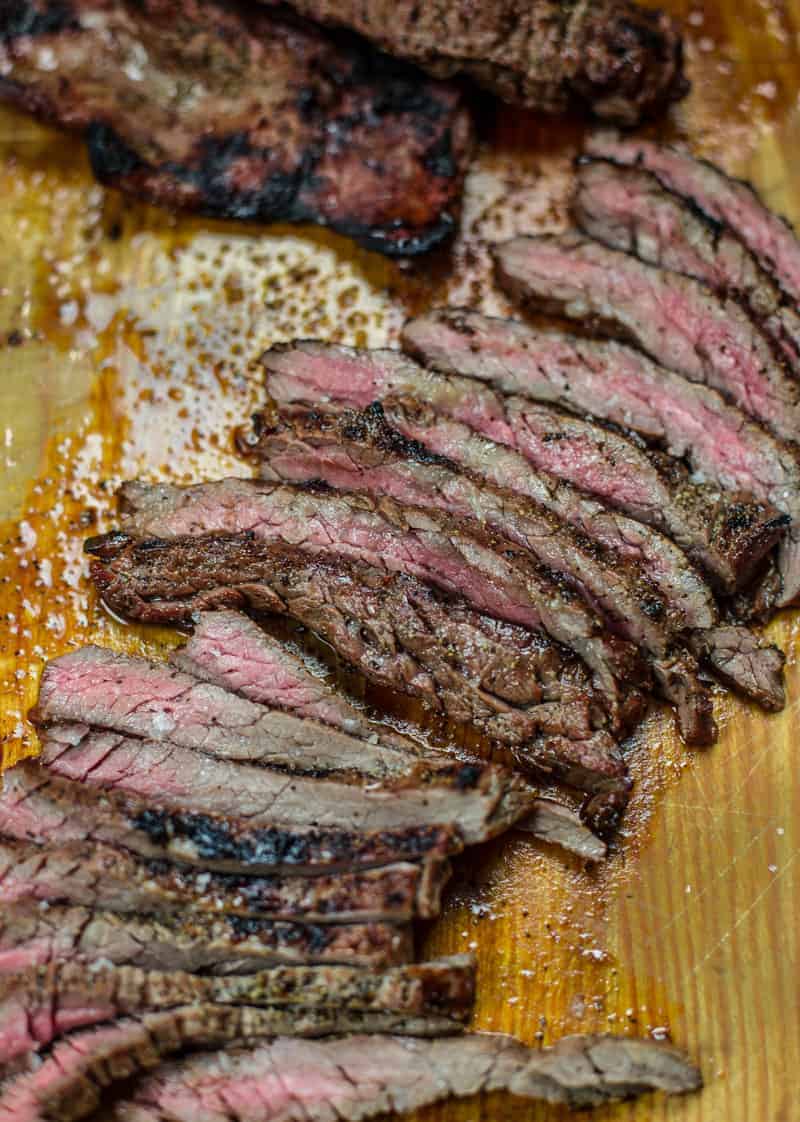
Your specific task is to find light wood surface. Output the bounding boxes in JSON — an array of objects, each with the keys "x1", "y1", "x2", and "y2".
[{"x1": 1, "y1": 2, "x2": 799, "y2": 1119}]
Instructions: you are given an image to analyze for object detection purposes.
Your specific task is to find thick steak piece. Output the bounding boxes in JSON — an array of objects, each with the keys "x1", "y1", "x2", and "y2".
[
  {"x1": 493, "y1": 233, "x2": 800, "y2": 445},
  {"x1": 0, "y1": 764, "x2": 460, "y2": 875},
  {"x1": 35, "y1": 722, "x2": 532, "y2": 844},
  {"x1": 86, "y1": 536, "x2": 631, "y2": 833},
  {"x1": 585, "y1": 132, "x2": 800, "y2": 307},
  {"x1": 262, "y1": 341, "x2": 779, "y2": 594},
  {"x1": 116, "y1": 1032, "x2": 700, "y2": 1122},
  {"x1": 402, "y1": 307, "x2": 795, "y2": 608},
  {"x1": 266, "y1": 0, "x2": 687, "y2": 124},
  {"x1": 0, "y1": 0, "x2": 471, "y2": 256},
  {"x1": 0, "y1": 836, "x2": 449, "y2": 924},
  {"x1": 574, "y1": 160, "x2": 800, "y2": 373},
  {"x1": 0, "y1": 957, "x2": 474, "y2": 1068},
  {"x1": 252, "y1": 405, "x2": 716, "y2": 745},
  {"x1": 0, "y1": 904, "x2": 412, "y2": 974},
  {"x1": 107, "y1": 478, "x2": 650, "y2": 723}
]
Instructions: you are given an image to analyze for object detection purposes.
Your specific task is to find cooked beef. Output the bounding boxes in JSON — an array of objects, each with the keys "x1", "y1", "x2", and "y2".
[
  {"x1": 516, "y1": 798, "x2": 607, "y2": 862},
  {"x1": 173, "y1": 611, "x2": 419, "y2": 754},
  {"x1": 250, "y1": 404, "x2": 716, "y2": 744},
  {"x1": 687, "y1": 626, "x2": 785, "y2": 710},
  {"x1": 493, "y1": 233, "x2": 800, "y2": 445},
  {"x1": 116, "y1": 1031, "x2": 700, "y2": 1122},
  {"x1": 36, "y1": 722, "x2": 532, "y2": 844},
  {"x1": 0, "y1": 1, "x2": 471, "y2": 256},
  {"x1": 0, "y1": 1008, "x2": 478, "y2": 1122},
  {"x1": 0, "y1": 903, "x2": 412, "y2": 974},
  {"x1": 574, "y1": 159, "x2": 800, "y2": 372},
  {"x1": 106, "y1": 478, "x2": 651, "y2": 722},
  {"x1": 85, "y1": 536, "x2": 632, "y2": 833},
  {"x1": 268, "y1": 0, "x2": 687, "y2": 124},
  {"x1": 32, "y1": 645, "x2": 438, "y2": 783},
  {"x1": 0, "y1": 764, "x2": 460, "y2": 875},
  {"x1": 0, "y1": 837, "x2": 448, "y2": 923},
  {"x1": 0, "y1": 957, "x2": 474, "y2": 1067},
  {"x1": 262, "y1": 341, "x2": 779, "y2": 594},
  {"x1": 585, "y1": 131, "x2": 800, "y2": 307}
]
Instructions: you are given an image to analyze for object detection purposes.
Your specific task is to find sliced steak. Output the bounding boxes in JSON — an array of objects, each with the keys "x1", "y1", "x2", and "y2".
[
  {"x1": 402, "y1": 307, "x2": 797, "y2": 609},
  {"x1": 0, "y1": 904, "x2": 412, "y2": 974},
  {"x1": 0, "y1": 957, "x2": 474, "y2": 1067},
  {"x1": 106, "y1": 478, "x2": 651, "y2": 722},
  {"x1": 36, "y1": 722, "x2": 532, "y2": 844},
  {"x1": 86, "y1": 536, "x2": 631, "y2": 833},
  {"x1": 0, "y1": 1, "x2": 471, "y2": 256},
  {"x1": 0, "y1": 764, "x2": 460, "y2": 875},
  {"x1": 116, "y1": 1032, "x2": 700, "y2": 1122},
  {"x1": 574, "y1": 159, "x2": 800, "y2": 371},
  {"x1": 686, "y1": 626, "x2": 785, "y2": 710},
  {"x1": 172, "y1": 611, "x2": 418, "y2": 753},
  {"x1": 0, "y1": 837, "x2": 448, "y2": 923},
  {"x1": 250, "y1": 404, "x2": 715, "y2": 744},
  {"x1": 516, "y1": 798, "x2": 607, "y2": 862},
  {"x1": 269, "y1": 0, "x2": 687, "y2": 124},
  {"x1": 493, "y1": 233, "x2": 800, "y2": 444},
  {"x1": 585, "y1": 131, "x2": 800, "y2": 307},
  {"x1": 262, "y1": 340, "x2": 778, "y2": 593}
]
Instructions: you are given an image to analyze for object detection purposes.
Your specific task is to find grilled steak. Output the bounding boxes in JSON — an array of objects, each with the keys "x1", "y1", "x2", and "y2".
[
  {"x1": 402, "y1": 308, "x2": 797, "y2": 621},
  {"x1": 0, "y1": 837, "x2": 448, "y2": 923},
  {"x1": 0, "y1": 957, "x2": 474, "y2": 1067},
  {"x1": 493, "y1": 233, "x2": 800, "y2": 445},
  {"x1": 0, "y1": 903, "x2": 412, "y2": 974},
  {"x1": 117, "y1": 1032, "x2": 700, "y2": 1122},
  {"x1": 0, "y1": 764, "x2": 460, "y2": 875},
  {"x1": 0, "y1": 0, "x2": 471, "y2": 256},
  {"x1": 32, "y1": 645, "x2": 438, "y2": 782},
  {"x1": 268, "y1": 0, "x2": 687, "y2": 124},
  {"x1": 173, "y1": 611, "x2": 418, "y2": 753},
  {"x1": 516, "y1": 798, "x2": 607, "y2": 862},
  {"x1": 585, "y1": 131, "x2": 800, "y2": 307},
  {"x1": 262, "y1": 340, "x2": 779, "y2": 593},
  {"x1": 86, "y1": 536, "x2": 631, "y2": 832},
  {"x1": 105, "y1": 478, "x2": 651, "y2": 722},
  {"x1": 250, "y1": 404, "x2": 716, "y2": 744},
  {"x1": 574, "y1": 159, "x2": 800, "y2": 372},
  {"x1": 36, "y1": 722, "x2": 532, "y2": 844}
]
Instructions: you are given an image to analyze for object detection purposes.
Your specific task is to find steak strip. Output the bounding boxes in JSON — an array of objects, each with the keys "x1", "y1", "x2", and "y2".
[
  {"x1": 0, "y1": 764, "x2": 460, "y2": 875},
  {"x1": 250, "y1": 405, "x2": 715, "y2": 744},
  {"x1": 574, "y1": 159, "x2": 800, "y2": 372},
  {"x1": 0, "y1": 956, "x2": 474, "y2": 1067},
  {"x1": 0, "y1": 903, "x2": 412, "y2": 974},
  {"x1": 0, "y1": 837, "x2": 448, "y2": 923},
  {"x1": 268, "y1": 0, "x2": 687, "y2": 124},
  {"x1": 493, "y1": 232, "x2": 800, "y2": 445},
  {"x1": 0, "y1": 0, "x2": 471, "y2": 256},
  {"x1": 86, "y1": 536, "x2": 631, "y2": 833},
  {"x1": 585, "y1": 131, "x2": 800, "y2": 307},
  {"x1": 262, "y1": 340, "x2": 776, "y2": 594}
]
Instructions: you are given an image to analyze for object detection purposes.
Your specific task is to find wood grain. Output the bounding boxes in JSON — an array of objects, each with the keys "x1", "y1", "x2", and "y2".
[{"x1": 0, "y1": 3, "x2": 798, "y2": 1119}]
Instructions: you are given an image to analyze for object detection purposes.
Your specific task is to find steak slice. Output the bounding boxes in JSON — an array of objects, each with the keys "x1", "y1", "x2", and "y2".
[
  {"x1": 262, "y1": 340, "x2": 777, "y2": 593},
  {"x1": 574, "y1": 159, "x2": 800, "y2": 372},
  {"x1": 516, "y1": 798, "x2": 607, "y2": 862},
  {"x1": 0, "y1": 837, "x2": 448, "y2": 923},
  {"x1": 0, "y1": 957, "x2": 474, "y2": 1067},
  {"x1": 107, "y1": 478, "x2": 651, "y2": 721},
  {"x1": 402, "y1": 307, "x2": 796, "y2": 609},
  {"x1": 0, "y1": 0, "x2": 471, "y2": 257},
  {"x1": 116, "y1": 1032, "x2": 700, "y2": 1122},
  {"x1": 0, "y1": 764, "x2": 460, "y2": 875},
  {"x1": 86, "y1": 536, "x2": 631, "y2": 833},
  {"x1": 250, "y1": 404, "x2": 715, "y2": 744},
  {"x1": 0, "y1": 904, "x2": 412, "y2": 974},
  {"x1": 268, "y1": 0, "x2": 687, "y2": 124},
  {"x1": 493, "y1": 233, "x2": 800, "y2": 444},
  {"x1": 36, "y1": 722, "x2": 532, "y2": 844},
  {"x1": 585, "y1": 131, "x2": 800, "y2": 307}
]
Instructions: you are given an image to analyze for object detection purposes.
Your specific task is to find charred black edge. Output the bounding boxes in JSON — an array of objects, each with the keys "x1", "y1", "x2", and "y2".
[{"x1": 0, "y1": 0, "x2": 79, "y2": 41}]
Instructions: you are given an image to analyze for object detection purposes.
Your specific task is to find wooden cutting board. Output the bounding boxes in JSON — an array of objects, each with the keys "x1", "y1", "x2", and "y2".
[{"x1": 1, "y1": 1, "x2": 798, "y2": 1118}]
